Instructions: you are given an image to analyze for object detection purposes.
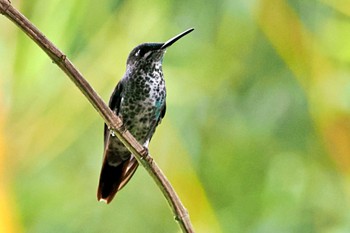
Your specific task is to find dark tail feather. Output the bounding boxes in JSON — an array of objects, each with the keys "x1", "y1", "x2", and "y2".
[
  {"x1": 117, "y1": 157, "x2": 139, "y2": 191},
  {"x1": 97, "y1": 161, "x2": 125, "y2": 204},
  {"x1": 97, "y1": 157, "x2": 139, "y2": 204}
]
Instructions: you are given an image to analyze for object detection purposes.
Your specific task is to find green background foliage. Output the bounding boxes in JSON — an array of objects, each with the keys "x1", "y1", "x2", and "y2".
[{"x1": 1, "y1": 0, "x2": 350, "y2": 232}]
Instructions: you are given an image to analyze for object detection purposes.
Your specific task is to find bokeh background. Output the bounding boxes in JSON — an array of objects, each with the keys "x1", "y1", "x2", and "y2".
[{"x1": 1, "y1": 0, "x2": 350, "y2": 232}]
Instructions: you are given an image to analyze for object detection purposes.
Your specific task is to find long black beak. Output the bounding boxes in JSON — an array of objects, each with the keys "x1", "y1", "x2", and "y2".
[{"x1": 161, "y1": 28, "x2": 194, "y2": 49}]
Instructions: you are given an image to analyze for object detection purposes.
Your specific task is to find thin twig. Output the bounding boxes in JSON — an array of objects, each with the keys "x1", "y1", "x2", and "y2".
[{"x1": 0, "y1": 0, "x2": 194, "y2": 232}]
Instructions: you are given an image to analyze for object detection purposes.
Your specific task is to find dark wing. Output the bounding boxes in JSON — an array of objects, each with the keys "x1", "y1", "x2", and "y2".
[
  {"x1": 159, "y1": 102, "x2": 166, "y2": 124},
  {"x1": 104, "y1": 81, "x2": 123, "y2": 147},
  {"x1": 98, "y1": 80, "x2": 140, "y2": 203}
]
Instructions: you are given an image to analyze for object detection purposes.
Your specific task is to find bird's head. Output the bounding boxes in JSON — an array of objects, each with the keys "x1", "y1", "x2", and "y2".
[{"x1": 126, "y1": 28, "x2": 194, "y2": 69}]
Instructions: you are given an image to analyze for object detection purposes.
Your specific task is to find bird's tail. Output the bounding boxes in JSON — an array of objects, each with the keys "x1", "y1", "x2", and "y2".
[
  {"x1": 97, "y1": 157, "x2": 139, "y2": 204},
  {"x1": 97, "y1": 160, "x2": 124, "y2": 204}
]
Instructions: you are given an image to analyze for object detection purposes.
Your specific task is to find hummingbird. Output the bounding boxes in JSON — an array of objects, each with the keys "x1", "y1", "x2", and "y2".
[{"x1": 97, "y1": 28, "x2": 194, "y2": 204}]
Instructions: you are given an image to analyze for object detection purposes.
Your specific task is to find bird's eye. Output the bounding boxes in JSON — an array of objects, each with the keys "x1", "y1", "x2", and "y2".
[{"x1": 135, "y1": 49, "x2": 151, "y2": 59}]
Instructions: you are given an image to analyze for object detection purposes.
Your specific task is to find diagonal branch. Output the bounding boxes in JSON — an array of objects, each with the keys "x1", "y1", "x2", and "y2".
[{"x1": 0, "y1": 0, "x2": 194, "y2": 232}]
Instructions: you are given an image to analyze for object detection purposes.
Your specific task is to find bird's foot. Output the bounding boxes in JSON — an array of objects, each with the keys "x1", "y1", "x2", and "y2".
[
  {"x1": 108, "y1": 123, "x2": 127, "y2": 137},
  {"x1": 140, "y1": 147, "x2": 153, "y2": 164},
  {"x1": 140, "y1": 146, "x2": 149, "y2": 159},
  {"x1": 118, "y1": 123, "x2": 128, "y2": 134}
]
